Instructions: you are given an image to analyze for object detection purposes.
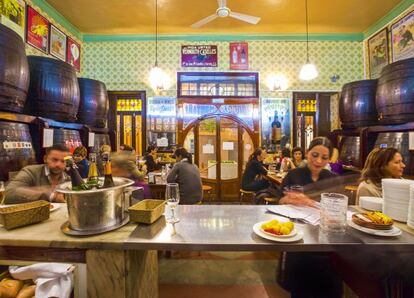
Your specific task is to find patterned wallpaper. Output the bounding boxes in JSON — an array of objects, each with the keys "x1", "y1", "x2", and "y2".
[{"x1": 83, "y1": 40, "x2": 364, "y2": 97}]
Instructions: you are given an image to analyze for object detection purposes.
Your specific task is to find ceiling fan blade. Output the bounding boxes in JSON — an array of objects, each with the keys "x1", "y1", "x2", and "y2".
[
  {"x1": 190, "y1": 14, "x2": 218, "y2": 28},
  {"x1": 217, "y1": 0, "x2": 226, "y2": 8},
  {"x1": 229, "y1": 11, "x2": 261, "y2": 24}
]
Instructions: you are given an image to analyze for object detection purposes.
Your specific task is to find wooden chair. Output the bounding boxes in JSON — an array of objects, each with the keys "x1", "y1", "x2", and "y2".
[
  {"x1": 202, "y1": 185, "x2": 213, "y2": 204},
  {"x1": 239, "y1": 189, "x2": 255, "y2": 204},
  {"x1": 264, "y1": 197, "x2": 278, "y2": 205}
]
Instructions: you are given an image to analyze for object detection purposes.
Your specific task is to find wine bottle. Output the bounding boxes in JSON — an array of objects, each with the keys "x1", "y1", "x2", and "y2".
[
  {"x1": 87, "y1": 153, "x2": 99, "y2": 188},
  {"x1": 64, "y1": 156, "x2": 90, "y2": 191},
  {"x1": 102, "y1": 153, "x2": 115, "y2": 188}
]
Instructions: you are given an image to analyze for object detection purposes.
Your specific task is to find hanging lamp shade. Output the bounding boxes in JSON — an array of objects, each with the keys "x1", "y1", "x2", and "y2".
[{"x1": 299, "y1": 0, "x2": 318, "y2": 81}]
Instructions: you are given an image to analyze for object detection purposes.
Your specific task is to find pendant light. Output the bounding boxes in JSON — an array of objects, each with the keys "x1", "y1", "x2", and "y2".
[
  {"x1": 149, "y1": 0, "x2": 170, "y2": 91},
  {"x1": 299, "y1": 0, "x2": 318, "y2": 81}
]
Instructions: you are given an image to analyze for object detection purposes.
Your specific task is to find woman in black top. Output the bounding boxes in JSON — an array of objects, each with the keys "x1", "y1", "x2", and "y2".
[
  {"x1": 144, "y1": 145, "x2": 160, "y2": 173},
  {"x1": 241, "y1": 148, "x2": 269, "y2": 192},
  {"x1": 279, "y1": 137, "x2": 343, "y2": 298}
]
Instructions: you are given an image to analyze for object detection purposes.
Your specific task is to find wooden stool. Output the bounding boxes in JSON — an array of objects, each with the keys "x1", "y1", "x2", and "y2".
[
  {"x1": 239, "y1": 189, "x2": 255, "y2": 204},
  {"x1": 345, "y1": 185, "x2": 358, "y2": 205},
  {"x1": 264, "y1": 197, "x2": 278, "y2": 205},
  {"x1": 202, "y1": 185, "x2": 213, "y2": 204}
]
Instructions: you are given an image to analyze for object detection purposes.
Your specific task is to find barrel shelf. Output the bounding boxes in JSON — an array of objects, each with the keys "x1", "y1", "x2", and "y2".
[{"x1": 0, "y1": 111, "x2": 36, "y2": 124}]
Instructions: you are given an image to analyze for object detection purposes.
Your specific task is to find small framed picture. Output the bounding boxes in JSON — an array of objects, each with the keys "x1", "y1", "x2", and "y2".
[
  {"x1": 368, "y1": 28, "x2": 389, "y2": 79},
  {"x1": 391, "y1": 10, "x2": 414, "y2": 62},
  {"x1": 49, "y1": 24, "x2": 67, "y2": 61},
  {"x1": 66, "y1": 36, "x2": 81, "y2": 72},
  {"x1": 25, "y1": 5, "x2": 49, "y2": 53}
]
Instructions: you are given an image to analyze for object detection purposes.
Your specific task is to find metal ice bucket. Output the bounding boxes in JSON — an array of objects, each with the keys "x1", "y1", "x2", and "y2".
[{"x1": 56, "y1": 177, "x2": 136, "y2": 232}]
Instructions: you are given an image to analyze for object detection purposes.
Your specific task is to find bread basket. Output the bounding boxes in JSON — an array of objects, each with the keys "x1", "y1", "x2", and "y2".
[{"x1": 0, "y1": 201, "x2": 50, "y2": 230}]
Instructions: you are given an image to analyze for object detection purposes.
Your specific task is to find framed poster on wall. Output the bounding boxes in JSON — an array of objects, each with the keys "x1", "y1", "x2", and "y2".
[
  {"x1": 181, "y1": 45, "x2": 218, "y2": 67},
  {"x1": 25, "y1": 5, "x2": 49, "y2": 53},
  {"x1": 368, "y1": 28, "x2": 389, "y2": 79},
  {"x1": 49, "y1": 24, "x2": 66, "y2": 61},
  {"x1": 230, "y1": 42, "x2": 248, "y2": 70},
  {"x1": 66, "y1": 36, "x2": 81, "y2": 72},
  {"x1": 391, "y1": 10, "x2": 414, "y2": 62}
]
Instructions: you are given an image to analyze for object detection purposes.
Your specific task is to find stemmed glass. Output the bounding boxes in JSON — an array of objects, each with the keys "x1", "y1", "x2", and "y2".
[{"x1": 165, "y1": 183, "x2": 180, "y2": 223}]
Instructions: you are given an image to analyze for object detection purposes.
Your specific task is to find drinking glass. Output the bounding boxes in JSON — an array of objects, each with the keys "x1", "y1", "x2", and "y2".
[
  {"x1": 165, "y1": 183, "x2": 180, "y2": 223},
  {"x1": 0, "y1": 181, "x2": 4, "y2": 204},
  {"x1": 320, "y1": 193, "x2": 348, "y2": 233}
]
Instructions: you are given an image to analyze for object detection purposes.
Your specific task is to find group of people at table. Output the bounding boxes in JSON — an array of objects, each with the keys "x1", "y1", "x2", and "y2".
[{"x1": 0, "y1": 135, "x2": 410, "y2": 297}]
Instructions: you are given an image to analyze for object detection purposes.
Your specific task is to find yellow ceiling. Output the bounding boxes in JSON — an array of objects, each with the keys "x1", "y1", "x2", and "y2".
[{"x1": 46, "y1": 0, "x2": 403, "y2": 35}]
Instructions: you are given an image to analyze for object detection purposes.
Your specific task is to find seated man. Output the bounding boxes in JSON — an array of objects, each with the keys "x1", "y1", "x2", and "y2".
[{"x1": 4, "y1": 144, "x2": 70, "y2": 204}]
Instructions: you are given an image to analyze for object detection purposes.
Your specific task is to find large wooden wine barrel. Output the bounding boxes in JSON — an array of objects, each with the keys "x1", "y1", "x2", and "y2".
[
  {"x1": 376, "y1": 58, "x2": 414, "y2": 124},
  {"x1": 339, "y1": 80, "x2": 378, "y2": 128},
  {"x1": 77, "y1": 78, "x2": 109, "y2": 128},
  {"x1": 0, "y1": 24, "x2": 29, "y2": 113},
  {"x1": 374, "y1": 132, "x2": 409, "y2": 173},
  {"x1": 26, "y1": 56, "x2": 80, "y2": 122},
  {"x1": 0, "y1": 121, "x2": 36, "y2": 181},
  {"x1": 339, "y1": 136, "x2": 361, "y2": 167},
  {"x1": 53, "y1": 128, "x2": 82, "y2": 154},
  {"x1": 93, "y1": 134, "x2": 111, "y2": 154}
]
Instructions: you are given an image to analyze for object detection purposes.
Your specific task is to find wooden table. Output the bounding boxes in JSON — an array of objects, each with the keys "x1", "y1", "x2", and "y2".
[{"x1": 267, "y1": 173, "x2": 284, "y2": 185}]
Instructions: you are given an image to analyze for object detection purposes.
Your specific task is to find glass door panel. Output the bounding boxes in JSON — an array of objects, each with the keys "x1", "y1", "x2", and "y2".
[
  {"x1": 123, "y1": 115, "x2": 133, "y2": 147},
  {"x1": 220, "y1": 118, "x2": 238, "y2": 180},
  {"x1": 135, "y1": 115, "x2": 142, "y2": 156},
  {"x1": 242, "y1": 129, "x2": 254, "y2": 172},
  {"x1": 184, "y1": 127, "x2": 195, "y2": 163},
  {"x1": 198, "y1": 118, "x2": 217, "y2": 180}
]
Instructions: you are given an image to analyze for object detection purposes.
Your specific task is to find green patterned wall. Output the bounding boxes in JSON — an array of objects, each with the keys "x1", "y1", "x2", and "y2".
[{"x1": 83, "y1": 40, "x2": 364, "y2": 97}]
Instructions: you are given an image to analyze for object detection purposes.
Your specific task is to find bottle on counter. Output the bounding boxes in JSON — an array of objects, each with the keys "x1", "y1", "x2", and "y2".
[
  {"x1": 102, "y1": 153, "x2": 115, "y2": 188},
  {"x1": 64, "y1": 156, "x2": 91, "y2": 191},
  {"x1": 87, "y1": 153, "x2": 99, "y2": 188}
]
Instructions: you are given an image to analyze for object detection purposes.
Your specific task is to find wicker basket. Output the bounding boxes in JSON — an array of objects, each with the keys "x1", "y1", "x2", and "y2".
[
  {"x1": 129, "y1": 199, "x2": 165, "y2": 224},
  {"x1": 0, "y1": 200, "x2": 50, "y2": 230}
]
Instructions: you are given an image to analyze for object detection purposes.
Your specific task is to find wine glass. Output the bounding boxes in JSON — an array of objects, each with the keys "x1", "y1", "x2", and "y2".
[{"x1": 165, "y1": 183, "x2": 180, "y2": 223}]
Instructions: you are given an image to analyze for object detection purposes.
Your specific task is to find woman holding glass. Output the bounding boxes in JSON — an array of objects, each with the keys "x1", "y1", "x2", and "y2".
[
  {"x1": 166, "y1": 147, "x2": 202, "y2": 205},
  {"x1": 278, "y1": 137, "x2": 343, "y2": 298}
]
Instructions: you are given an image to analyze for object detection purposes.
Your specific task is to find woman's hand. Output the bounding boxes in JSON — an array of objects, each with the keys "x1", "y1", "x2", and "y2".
[{"x1": 279, "y1": 192, "x2": 317, "y2": 208}]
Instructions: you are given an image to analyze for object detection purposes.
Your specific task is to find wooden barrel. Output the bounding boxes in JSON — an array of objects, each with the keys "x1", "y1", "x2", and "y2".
[
  {"x1": 374, "y1": 132, "x2": 409, "y2": 173},
  {"x1": 77, "y1": 78, "x2": 109, "y2": 128},
  {"x1": 53, "y1": 128, "x2": 82, "y2": 154},
  {"x1": 0, "y1": 24, "x2": 29, "y2": 113},
  {"x1": 339, "y1": 80, "x2": 378, "y2": 128},
  {"x1": 0, "y1": 121, "x2": 36, "y2": 181},
  {"x1": 93, "y1": 134, "x2": 111, "y2": 154},
  {"x1": 339, "y1": 136, "x2": 361, "y2": 167},
  {"x1": 26, "y1": 56, "x2": 80, "y2": 122},
  {"x1": 376, "y1": 58, "x2": 414, "y2": 124}
]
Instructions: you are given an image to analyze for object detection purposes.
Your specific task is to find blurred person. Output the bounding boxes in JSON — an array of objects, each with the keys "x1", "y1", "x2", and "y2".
[
  {"x1": 144, "y1": 145, "x2": 160, "y2": 172},
  {"x1": 357, "y1": 147, "x2": 405, "y2": 200},
  {"x1": 241, "y1": 147, "x2": 269, "y2": 192},
  {"x1": 119, "y1": 144, "x2": 135, "y2": 153},
  {"x1": 167, "y1": 147, "x2": 202, "y2": 204},
  {"x1": 111, "y1": 152, "x2": 151, "y2": 201},
  {"x1": 277, "y1": 148, "x2": 294, "y2": 172},
  {"x1": 4, "y1": 144, "x2": 70, "y2": 204},
  {"x1": 73, "y1": 146, "x2": 89, "y2": 178}
]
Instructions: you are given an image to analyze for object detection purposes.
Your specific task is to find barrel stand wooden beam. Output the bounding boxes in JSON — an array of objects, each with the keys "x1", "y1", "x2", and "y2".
[{"x1": 0, "y1": 246, "x2": 158, "y2": 298}]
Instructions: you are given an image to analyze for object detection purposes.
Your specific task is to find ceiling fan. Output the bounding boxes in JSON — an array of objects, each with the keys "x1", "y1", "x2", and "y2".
[{"x1": 190, "y1": 0, "x2": 261, "y2": 28}]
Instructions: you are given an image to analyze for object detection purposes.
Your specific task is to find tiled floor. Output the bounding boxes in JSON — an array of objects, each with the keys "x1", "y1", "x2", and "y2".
[{"x1": 159, "y1": 251, "x2": 290, "y2": 298}]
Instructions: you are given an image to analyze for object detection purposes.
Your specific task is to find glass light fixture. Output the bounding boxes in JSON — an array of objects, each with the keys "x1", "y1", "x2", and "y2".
[
  {"x1": 299, "y1": 0, "x2": 318, "y2": 81},
  {"x1": 149, "y1": 0, "x2": 170, "y2": 92}
]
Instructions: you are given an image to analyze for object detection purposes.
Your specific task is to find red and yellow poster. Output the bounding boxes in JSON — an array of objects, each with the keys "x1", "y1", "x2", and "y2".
[
  {"x1": 25, "y1": 6, "x2": 49, "y2": 53},
  {"x1": 230, "y1": 42, "x2": 248, "y2": 70},
  {"x1": 66, "y1": 36, "x2": 81, "y2": 72}
]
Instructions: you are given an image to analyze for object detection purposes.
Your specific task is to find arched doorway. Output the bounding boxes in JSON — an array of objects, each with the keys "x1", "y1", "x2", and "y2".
[{"x1": 181, "y1": 113, "x2": 257, "y2": 202}]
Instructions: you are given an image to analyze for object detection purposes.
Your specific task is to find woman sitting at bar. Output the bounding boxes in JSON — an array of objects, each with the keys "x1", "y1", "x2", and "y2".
[
  {"x1": 241, "y1": 147, "x2": 269, "y2": 192},
  {"x1": 144, "y1": 145, "x2": 160, "y2": 173},
  {"x1": 167, "y1": 147, "x2": 202, "y2": 204},
  {"x1": 357, "y1": 147, "x2": 405, "y2": 200},
  {"x1": 277, "y1": 148, "x2": 294, "y2": 172},
  {"x1": 291, "y1": 146, "x2": 306, "y2": 168},
  {"x1": 111, "y1": 152, "x2": 151, "y2": 201},
  {"x1": 73, "y1": 146, "x2": 89, "y2": 178},
  {"x1": 278, "y1": 137, "x2": 343, "y2": 298}
]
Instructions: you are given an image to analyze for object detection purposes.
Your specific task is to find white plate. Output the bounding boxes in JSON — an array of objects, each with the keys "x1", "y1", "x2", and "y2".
[
  {"x1": 253, "y1": 221, "x2": 304, "y2": 242},
  {"x1": 50, "y1": 203, "x2": 61, "y2": 212},
  {"x1": 347, "y1": 220, "x2": 402, "y2": 237}
]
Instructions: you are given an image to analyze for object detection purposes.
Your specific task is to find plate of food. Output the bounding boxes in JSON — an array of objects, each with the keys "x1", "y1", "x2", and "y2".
[
  {"x1": 348, "y1": 220, "x2": 401, "y2": 237},
  {"x1": 351, "y1": 211, "x2": 393, "y2": 230},
  {"x1": 253, "y1": 219, "x2": 303, "y2": 242}
]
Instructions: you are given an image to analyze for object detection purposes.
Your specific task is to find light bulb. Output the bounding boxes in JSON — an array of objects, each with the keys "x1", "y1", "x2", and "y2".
[
  {"x1": 149, "y1": 66, "x2": 170, "y2": 91},
  {"x1": 299, "y1": 63, "x2": 318, "y2": 81}
]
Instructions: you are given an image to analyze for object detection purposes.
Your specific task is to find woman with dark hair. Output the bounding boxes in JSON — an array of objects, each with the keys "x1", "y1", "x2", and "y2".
[
  {"x1": 241, "y1": 147, "x2": 269, "y2": 192},
  {"x1": 357, "y1": 147, "x2": 405, "y2": 200},
  {"x1": 167, "y1": 147, "x2": 202, "y2": 204},
  {"x1": 144, "y1": 145, "x2": 160, "y2": 173},
  {"x1": 279, "y1": 137, "x2": 343, "y2": 298},
  {"x1": 291, "y1": 146, "x2": 306, "y2": 168}
]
